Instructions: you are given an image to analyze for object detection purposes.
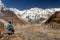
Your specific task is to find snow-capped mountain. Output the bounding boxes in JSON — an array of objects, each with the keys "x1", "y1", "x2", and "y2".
[
  {"x1": 0, "y1": 0, "x2": 60, "y2": 24},
  {"x1": 8, "y1": 7, "x2": 60, "y2": 23}
]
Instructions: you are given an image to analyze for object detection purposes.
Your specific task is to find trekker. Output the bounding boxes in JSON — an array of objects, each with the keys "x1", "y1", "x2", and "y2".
[{"x1": 6, "y1": 22, "x2": 14, "y2": 35}]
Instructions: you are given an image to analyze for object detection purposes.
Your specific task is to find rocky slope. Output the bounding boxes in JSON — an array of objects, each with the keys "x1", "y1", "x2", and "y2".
[{"x1": 0, "y1": 24, "x2": 60, "y2": 40}]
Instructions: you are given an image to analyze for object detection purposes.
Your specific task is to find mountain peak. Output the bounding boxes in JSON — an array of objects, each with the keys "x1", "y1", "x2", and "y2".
[
  {"x1": 0, "y1": 0, "x2": 6, "y2": 12},
  {"x1": 0, "y1": 0, "x2": 4, "y2": 6}
]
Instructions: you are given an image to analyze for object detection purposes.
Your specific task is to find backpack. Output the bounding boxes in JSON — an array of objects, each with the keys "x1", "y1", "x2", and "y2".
[{"x1": 6, "y1": 24, "x2": 13, "y2": 30}]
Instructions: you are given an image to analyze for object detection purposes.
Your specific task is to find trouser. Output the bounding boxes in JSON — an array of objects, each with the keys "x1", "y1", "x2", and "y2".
[{"x1": 7, "y1": 28, "x2": 14, "y2": 35}]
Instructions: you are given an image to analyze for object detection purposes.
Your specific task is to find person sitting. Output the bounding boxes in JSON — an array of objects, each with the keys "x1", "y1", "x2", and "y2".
[{"x1": 6, "y1": 22, "x2": 14, "y2": 35}]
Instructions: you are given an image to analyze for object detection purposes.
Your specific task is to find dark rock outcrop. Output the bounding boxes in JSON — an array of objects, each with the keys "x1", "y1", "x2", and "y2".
[{"x1": 45, "y1": 11, "x2": 60, "y2": 25}]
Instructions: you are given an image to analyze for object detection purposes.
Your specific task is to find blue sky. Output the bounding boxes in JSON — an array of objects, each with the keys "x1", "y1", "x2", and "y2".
[{"x1": 2, "y1": 0, "x2": 60, "y2": 10}]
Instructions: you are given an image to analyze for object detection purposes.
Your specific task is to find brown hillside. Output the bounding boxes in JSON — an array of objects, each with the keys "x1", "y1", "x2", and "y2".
[
  {"x1": 45, "y1": 11, "x2": 60, "y2": 25},
  {"x1": 0, "y1": 10, "x2": 27, "y2": 25}
]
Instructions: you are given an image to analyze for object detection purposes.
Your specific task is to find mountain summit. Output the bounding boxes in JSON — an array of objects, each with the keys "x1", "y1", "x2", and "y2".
[
  {"x1": 9, "y1": 8, "x2": 60, "y2": 24},
  {"x1": 0, "y1": 0, "x2": 6, "y2": 12}
]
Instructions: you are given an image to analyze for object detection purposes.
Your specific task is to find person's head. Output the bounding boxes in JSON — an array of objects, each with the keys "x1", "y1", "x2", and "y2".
[{"x1": 9, "y1": 21, "x2": 12, "y2": 24}]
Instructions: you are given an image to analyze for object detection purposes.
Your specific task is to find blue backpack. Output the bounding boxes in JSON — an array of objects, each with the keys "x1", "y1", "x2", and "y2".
[{"x1": 6, "y1": 24, "x2": 13, "y2": 30}]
